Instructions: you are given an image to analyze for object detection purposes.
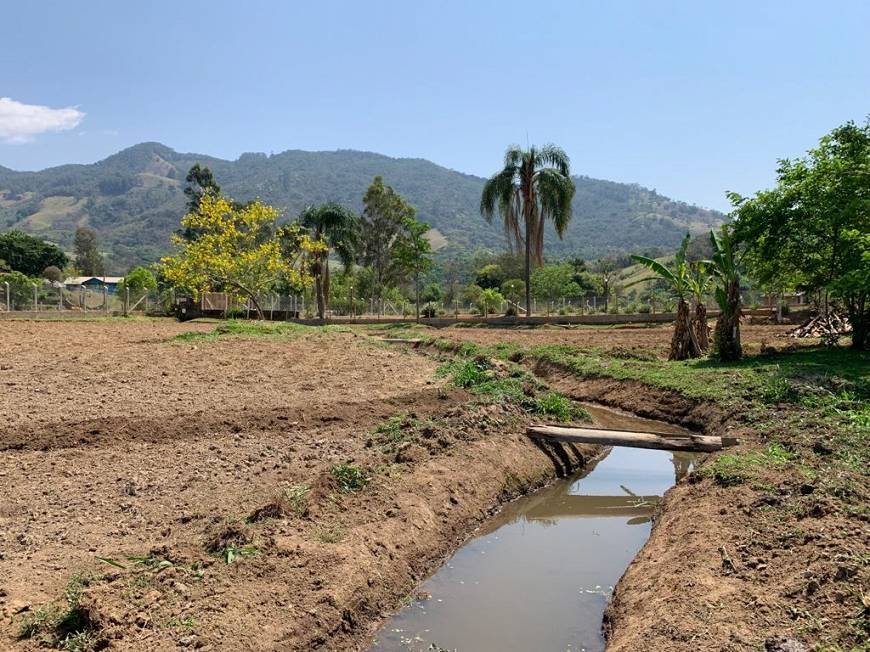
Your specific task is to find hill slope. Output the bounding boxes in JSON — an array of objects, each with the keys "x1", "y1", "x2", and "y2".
[{"x1": 0, "y1": 143, "x2": 724, "y2": 271}]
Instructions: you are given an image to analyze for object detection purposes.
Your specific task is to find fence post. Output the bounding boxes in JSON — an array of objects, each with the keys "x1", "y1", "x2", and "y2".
[
  {"x1": 104, "y1": 287, "x2": 109, "y2": 315},
  {"x1": 124, "y1": 287, "x2": 130, "y2": 317},
  {"x1": 58, "y1": 287, "x2": 63, "y2": 311},
  {"x1": 33, "y1": 284, "x2": 38, "y2": 312},
  {"x1": 4, "y1": 282, "x2": 9, "y2": 312}
]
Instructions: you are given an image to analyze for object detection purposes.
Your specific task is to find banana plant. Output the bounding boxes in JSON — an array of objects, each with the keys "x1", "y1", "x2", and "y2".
[
  {"x1": 628, "y1": 234, "x2": 703, "y2": 360},
  {"x1": 704, "y1": 227, "x2": 744, "y2": 361}
]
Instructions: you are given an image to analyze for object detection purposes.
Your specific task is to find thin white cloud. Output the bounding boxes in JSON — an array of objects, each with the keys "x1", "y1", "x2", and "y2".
[{"x1": 0, "y1": 97, "x2": 85, "y2": 143}]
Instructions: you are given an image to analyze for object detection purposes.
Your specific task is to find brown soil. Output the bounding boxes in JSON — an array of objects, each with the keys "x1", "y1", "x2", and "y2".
[
  {"x1": 0, "y1": 319, "x2": 593, "y2": 651},
  {"x1": 531, "y1": 365, "x2": 868, "y2": 652},
  {"x1": 435, "y1": 323, "x2": 811, "y2": 358},
  {"x1": 2, "y1": 318, "x2": 863, "y2": 651}
]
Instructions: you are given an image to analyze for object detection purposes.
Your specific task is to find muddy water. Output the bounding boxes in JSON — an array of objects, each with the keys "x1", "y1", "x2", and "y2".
[{"x1": 370, "y1": 405, "x2": 697, "y2": 652}]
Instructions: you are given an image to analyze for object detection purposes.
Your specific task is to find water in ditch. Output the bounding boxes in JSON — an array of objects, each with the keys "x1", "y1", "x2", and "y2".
[{"x1": 370, "y1": 404, "x2": 697, "y2": 652}]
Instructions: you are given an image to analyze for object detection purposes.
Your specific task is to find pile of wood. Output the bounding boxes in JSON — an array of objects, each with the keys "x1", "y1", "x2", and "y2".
[{"x1": 784, "y1": 313, "x2": 852, "y2": 338}]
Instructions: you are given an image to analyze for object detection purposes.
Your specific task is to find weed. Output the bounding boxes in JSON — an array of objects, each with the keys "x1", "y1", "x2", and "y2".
[
  {"x1": 528, "y1": 392, "x2": 589, "y2": 423},
  {"x1": 437, "y1": 358, "x2": 490, "y2": 388},
  {"x1": 372, "y1": 413, "x2": 417, "y2": 452},
  {"x1": 17, "y1": 573, "x2": 101, "y2": 650},
  {"x1": 330, "y1": 463, "x2": 369, "y2": 492},
  {"x1": 318, "y1": 522, "x2": 346, "y2": 544},
  {"x1": 18, "y1": 605, "x2": 61, "y2": 639},
  {"x1": 167, "y1": 616, "x2": 196, "y2": 630},
  {"x1": 284, "y1": 483, "x2": 310, "y2": 517},
  {"x1": 222, "y1": 544, "x2": 257, "y2": 564}
]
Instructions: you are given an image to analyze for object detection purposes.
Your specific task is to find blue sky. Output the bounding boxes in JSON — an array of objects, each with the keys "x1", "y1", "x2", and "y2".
[{"x1": 1, "y1": 0, "x2": 867, "y2": 211}]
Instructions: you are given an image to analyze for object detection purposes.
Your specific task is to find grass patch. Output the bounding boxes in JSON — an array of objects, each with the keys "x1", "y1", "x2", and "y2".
[
  {"x1": 702, "y1": 443, "x2": 796, "y2": 486},
  {"x1": 173, "y1": 318, "x2": 355, "y2": 343},
  {"x1": 318, "y1": 522, "x2": 346, "y2": 544},
  {"x1": 530, "y1": 392, "x2": 590, "y2": 422},
  {"x1": 370, "y1": 413, "x2": 426, "y2": 453},
  {"x1": 18, "y1": 573, "x2": 102, "y2": 651},
  {"x1": 436, "y1": 356, "x2": 587, "y2": 423},
  {"x1": 330, "y1": 463, "x2": 369, "y2": 493}
]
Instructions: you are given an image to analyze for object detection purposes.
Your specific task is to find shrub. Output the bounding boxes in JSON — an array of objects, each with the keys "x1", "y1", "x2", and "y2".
[
  {"x1": 330, "y1": 464, "x2": 369, "y2": 492},
  {"x1": 0, "y1": 271, "x2": 37, "y2": 309}
]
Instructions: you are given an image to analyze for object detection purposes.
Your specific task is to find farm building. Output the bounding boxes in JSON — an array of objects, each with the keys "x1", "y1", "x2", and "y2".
[{"x1": 64, "y1": 276, "x2": 125, "y2": 293}]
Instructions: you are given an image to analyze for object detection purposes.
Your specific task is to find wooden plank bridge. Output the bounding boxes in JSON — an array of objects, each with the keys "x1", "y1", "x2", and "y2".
[{"x1": 527, "y1": 424, "x2": 737, "y2": 453}]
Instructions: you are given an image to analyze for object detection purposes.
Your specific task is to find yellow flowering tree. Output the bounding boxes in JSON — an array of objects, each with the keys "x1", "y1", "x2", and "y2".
[{"x1": 160, "y1": 194, "x2": 323, "y2": 319}]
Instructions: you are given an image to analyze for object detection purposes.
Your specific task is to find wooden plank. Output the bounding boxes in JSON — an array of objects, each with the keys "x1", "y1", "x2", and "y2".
[{"x1": 527, "y1": 424, "x2": 727, "y2": 452}]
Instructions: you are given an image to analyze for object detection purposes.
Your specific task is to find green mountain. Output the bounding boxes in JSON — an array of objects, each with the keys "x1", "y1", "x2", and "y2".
[{"x1": 0, "y1": 142, "x2": 724, "y2": 272}]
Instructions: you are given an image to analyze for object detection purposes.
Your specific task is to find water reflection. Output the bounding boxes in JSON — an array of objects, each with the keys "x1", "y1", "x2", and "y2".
[{"x1": 371, "y1": 437, "x2": 699, "y2": 652}]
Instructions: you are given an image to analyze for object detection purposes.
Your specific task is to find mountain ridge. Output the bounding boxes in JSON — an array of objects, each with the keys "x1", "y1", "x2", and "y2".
[{"x1": 0, "y1": 142, "x2": 725, "y2": 272}]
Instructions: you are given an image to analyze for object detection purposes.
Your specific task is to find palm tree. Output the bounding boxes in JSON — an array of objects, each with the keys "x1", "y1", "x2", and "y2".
[
  {"x1": 298, "y1": 203, "x2": 360, "y2": 320},
  {"x1": 480, "y1": 145, "x2": 575, "y2": 317},
  {"x1": 628, "y1": 234, "x2": 703, "y2": 360},
  {"x1": 706, "y1": 227, "x2": 743, "y2": 361}
]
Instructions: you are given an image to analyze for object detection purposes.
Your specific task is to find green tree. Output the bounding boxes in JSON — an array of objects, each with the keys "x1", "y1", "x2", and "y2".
[
  {"x1": 42, "y1": 266, "x2": 64, "y2": 283},
  {"x1": 184, "y1": 164, "x2": 221, "y2": 214},
  {"x1": 475, "y1": 263, "x2": 503, "y2": 290},
  {"x1": 480, "y1": 144, "x2": 576, "y2": 316},
  {"x1": 730, "y1": 120, "x2": 870, "y2": 349},
  {"x1": 298, "y1": 203, "x2": 361, "y2": 320},
  {"x1": 501, "y1": 278, "x2": 526, "y2": 307},
  {"x1": 160, "y1": 194, "x2": 322, "y2": 319},
  {"x1": 629, "y1": 234, "x2": 702, "y2": 360},
  {"x1": 0, "y1": 231, "x2": 67, "y2": 277},
  {"x1": 117, "y1": 266, "x2": 158, "y2": 302},
  {"x1": 73, "y1": 226, "x2": 105, "y2": 276},
  {"x1": 477, "y1": 287, "x2": 505, "y2": 315},
  {"x1": 360, "y1": 176, "x2": 418, "y2": 313},
  {"x1": 392, "y1": 215, "x2": 433, "y2": 320},
  {"x1": 530, "y1": 264, "x2": 581, "y2": 315},
  {"x1": 593, "y1": 258, "x2": 617, "y2": 312},
  {"x1": 0, "y1": 271, "x2": 37, "y2": 309}
]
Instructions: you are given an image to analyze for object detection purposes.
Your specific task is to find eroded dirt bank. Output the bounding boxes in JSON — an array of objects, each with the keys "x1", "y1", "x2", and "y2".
[
  {"x1": 531, "y1": 364, "x2": 868, "y2": 652},
  {"x1": 0, "y1": 319, "x2": 594, "y2": 651}
]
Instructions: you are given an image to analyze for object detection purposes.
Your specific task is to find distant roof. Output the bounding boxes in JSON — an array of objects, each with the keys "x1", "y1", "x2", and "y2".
[{"x1": 64, "y1": 276, "x2": 124, "y2": 285}]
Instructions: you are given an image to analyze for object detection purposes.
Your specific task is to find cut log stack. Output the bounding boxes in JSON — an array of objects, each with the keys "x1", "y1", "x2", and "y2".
[{"x1": 784, "y1": 313, "x2": 852, "y2": 338}]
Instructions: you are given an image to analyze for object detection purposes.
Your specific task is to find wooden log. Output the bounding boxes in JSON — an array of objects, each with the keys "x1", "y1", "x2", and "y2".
[
  {"x1": 379, "y1": 338, "x2": 424, "y2": 346},
  {"x1": 527, "y1": 424, "x2": 729, "y2": 452}
]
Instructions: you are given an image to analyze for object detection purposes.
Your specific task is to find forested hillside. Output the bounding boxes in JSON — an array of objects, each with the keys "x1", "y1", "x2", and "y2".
[{"x1": 0, "y1": 143, "x2": 724, "y2": 271}]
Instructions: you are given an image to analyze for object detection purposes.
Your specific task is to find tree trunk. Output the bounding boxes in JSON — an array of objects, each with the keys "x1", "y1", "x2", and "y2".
[
  {"x1": 714, "y1": 279, "x2": 742, "y2": 361},
  {"x1": 847, "y1": 294, "x2": 867, "y2": 350},
  {"x1": 323, "y1": 259, "x2": 331, "y2": 319},
  {"x1": 693, "y1": 302, "x2": 710, "y2": 352},
  {"x1": 669, "y1": 299, "x2": 702, "y2": 361},
  {"x1": 313, "y1": 258, "x2": 326, "y2": 321},
  {"x1": 524, "y1": 217, "x2": 532, "y2": 318},
  {"x1": 415, "y1": 271, "x2": 420, "y2": 322}
]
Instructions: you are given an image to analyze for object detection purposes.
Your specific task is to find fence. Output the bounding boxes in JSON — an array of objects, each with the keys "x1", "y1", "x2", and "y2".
[
  {"x1": 0, "y1": 283, "x2": 173, "y2": 316},
  {"x1": 0, "y1": 284, "x2": 787, "y2": 324}
]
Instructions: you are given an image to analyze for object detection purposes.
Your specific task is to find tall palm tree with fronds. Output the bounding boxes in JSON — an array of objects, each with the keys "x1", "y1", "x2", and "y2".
[
  {"x1": 480, "y1": 145, "x2": 576, "y2": 316},
  {"x1": 298, "y1": 203, "x2": 361, "y2": 320}
]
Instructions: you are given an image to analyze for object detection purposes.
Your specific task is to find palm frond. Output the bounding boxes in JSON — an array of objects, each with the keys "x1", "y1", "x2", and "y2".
[
  {"x1": 535, "y1": 144, "x2": 571, "y2": 176},
  {"x1": 535, "y1": 167, "x2": 575, "y2": 237},
  {"x1": 630, "y1": 255, "x2": 680, "y2": 288}
]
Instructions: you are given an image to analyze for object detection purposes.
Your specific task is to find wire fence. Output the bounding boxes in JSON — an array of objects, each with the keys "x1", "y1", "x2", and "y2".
[{"x1": 0, "y1": 283, "x2": 794, "y2": 322}]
